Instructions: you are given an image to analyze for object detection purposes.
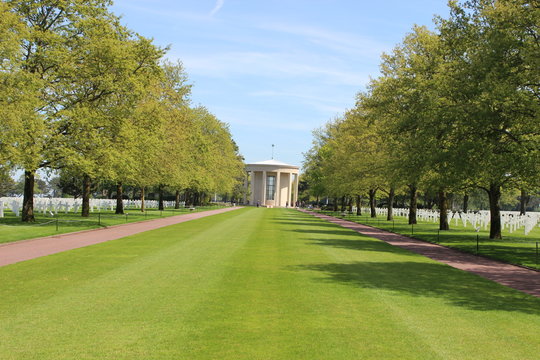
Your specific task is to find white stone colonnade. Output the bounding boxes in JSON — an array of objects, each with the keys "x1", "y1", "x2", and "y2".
[{"x1": 244, "y1": 160, "x2": 299, "y2": 207}]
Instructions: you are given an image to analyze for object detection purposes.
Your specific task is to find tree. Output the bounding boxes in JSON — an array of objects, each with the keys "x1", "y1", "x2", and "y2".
[
  {"x1": 365, "y1": 26, "x2": 443, "y2": 225},
  {"x1": 3, "y1": 1, "x2": 119, "y2": 221},
  {"x1": 436, "y1": 0, "x2": 540, "y2": 238}
]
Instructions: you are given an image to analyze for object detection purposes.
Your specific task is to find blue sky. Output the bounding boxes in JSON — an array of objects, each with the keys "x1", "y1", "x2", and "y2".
[{"x1": 111, "y1": 0, "x2": 451, "y2": 168}]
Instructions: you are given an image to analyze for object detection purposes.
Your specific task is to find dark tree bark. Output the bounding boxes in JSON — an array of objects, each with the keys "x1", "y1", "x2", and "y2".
[
  {"x1": 158, "y1": 185, "x2": 164, "y2": 210},
  {"x1": 340, "y1": 196, "x2": 346, "y2": 212},
  {"x1": 201, "y1": 192, "x2": 206, "y2": 206},
  {"x1": 463, "y1": 193, "x2": 469, "y2": 213},
  {"x1": 348, "y1": 197, "x2": 353, "y2": 213},
  {"x1": 426, "y1": 199, "x2": 433, "y2": 209},
  {"x1": 387, "y1": 187, "x2": 395, "y2": 221},
  {"x1": 438, "y1": 189, "x2": 449, "y2": 230},
  {"x1": 115, "y1": 182, "x2": 124, "y2": 214},
  {"x1": 175, "y1": 190, "x2": 181, "y2": 209},
  {"x1": 81, "y1": 174, "x2": 91, "y2": 217},
  {"x1": 369, "y1": 189, "x2": 377, "y2": 218},
  {"x1": 316, "y1": 195, "x2": 320, "y2": 207},
  {"x1": 486, "y1": 182, "x2": 502, "y2": 239},
  {"x1": 333, "y1": 197, "x2": 338, "y2": 212},
  {"x1": 22, "y1": 170, "x2": 35, "y2": 222},
  {"x1": 520, "y1": 189, "x2": 529, "y2": 215},
  {"x1": 140, "y1": 187, "x2": 145, "y2": 212},
  {"x1": 408, "y1": 184, "x2": 417, "y2": 225},
  {"x1": 356, "y1": 195, "x2": 362, "y2": 216}
]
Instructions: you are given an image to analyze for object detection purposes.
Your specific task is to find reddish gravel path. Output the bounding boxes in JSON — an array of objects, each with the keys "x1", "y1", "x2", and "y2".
[
  {"x1": 302, "y1": 210, "x2": 540, "y2": 298},
  {"x1": 0, "y1": 207, "x2": 242, "y2": 267}
]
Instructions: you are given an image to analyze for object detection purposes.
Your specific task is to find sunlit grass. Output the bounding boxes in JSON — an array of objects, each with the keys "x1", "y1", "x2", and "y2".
[{"x1": 0, "y1": 208, "x2": 539, "y2": 359}]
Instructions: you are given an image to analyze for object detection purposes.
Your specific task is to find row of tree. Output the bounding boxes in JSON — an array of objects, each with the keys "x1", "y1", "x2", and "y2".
[
  {"x1": 303, "y1": 0, "x2": 539, "y2": 239},
  {"x1": 0, "y1": 0, "x2": 245, "y2": 221}
]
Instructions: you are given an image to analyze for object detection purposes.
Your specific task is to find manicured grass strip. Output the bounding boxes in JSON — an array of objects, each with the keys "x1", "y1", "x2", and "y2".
[
  {"x1": 0, "y1": 208, "x2": 539, "y2": 359},
  {"x1": 317, "y1": 210, "x2": 540, "y2": 270},
  {"x1": 0, "y1": 205, "x2": 224, "y2": 244}
]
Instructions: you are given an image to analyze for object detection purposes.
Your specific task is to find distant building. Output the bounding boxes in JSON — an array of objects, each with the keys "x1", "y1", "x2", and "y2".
[{"x1": 244, "y1": 160, "x2": 299, "y2": 207}]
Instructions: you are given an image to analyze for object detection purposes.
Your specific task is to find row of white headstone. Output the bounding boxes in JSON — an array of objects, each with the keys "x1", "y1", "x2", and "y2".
[
  {"x1": 0, "y1": 197, "x2": 180, "y2": 218},
  {"x1": 355, "y1": 207, "x2": 540, "y2": 236}
]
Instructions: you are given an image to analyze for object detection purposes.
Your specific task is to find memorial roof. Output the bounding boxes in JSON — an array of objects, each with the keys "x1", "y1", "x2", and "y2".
[{"x1": 246, "y1": 159, "x2": 299, "y2": 169}]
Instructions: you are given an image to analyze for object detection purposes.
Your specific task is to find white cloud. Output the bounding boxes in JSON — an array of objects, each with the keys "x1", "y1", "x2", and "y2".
[
  {"x1": 258, "y1": 23, "x2": 391, "y2": 60},
  {"x1": 115, "y1": 3, "x2": 210, "y2": 22},
  {"x1": 210, "y1": 0, "x2": 225, "y2": 17},
  {"x1": 175, "y1": 50, "x2": 371, "y2": 87},
  {"x1": 208, "y1": 106, "x2": 314, "y2": 132},
  {"x1": 248, "y1": 90, "x2": 351, "y2": 115}
]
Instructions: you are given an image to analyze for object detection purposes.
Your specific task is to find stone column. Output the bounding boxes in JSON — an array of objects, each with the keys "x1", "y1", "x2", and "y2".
[
  {"x1": 288, "y1": 172, "x2": 293, "y2": 207},
  {"x1": 250, "y1": 171, "x2": 255, "y2": 205},
  {"x1": 243, "y1": 171, "x2": 248, "y2": 204},
  {"x1": 275, "y1": 171, "x2": 281, "y2": 207},
  {"x1": 293, "y1": 173, "x2": 299, "y2": 206},
  {"x1": 262, "y1": 170, "x2": 267, "y2": 205}
]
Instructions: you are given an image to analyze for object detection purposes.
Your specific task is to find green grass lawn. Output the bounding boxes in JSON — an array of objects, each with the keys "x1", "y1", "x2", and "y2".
[
  {"x1": 0, "y1": 208, "x2": 539, "y2": 359},
  {"x1": 0, "y1": 205, "x2": 223, "y2": 244},
  {"x1": 317, "y1": 210, "x2": 540, "y2": 270}
]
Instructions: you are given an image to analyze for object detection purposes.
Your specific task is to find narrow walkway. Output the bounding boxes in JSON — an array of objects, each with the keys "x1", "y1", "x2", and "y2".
[
  {"x1": 302, "y1": 210, "x2": 540, "y2": 298},
  {"x1": 0, "y1": 207, "x2": 242, "y2": 267}
]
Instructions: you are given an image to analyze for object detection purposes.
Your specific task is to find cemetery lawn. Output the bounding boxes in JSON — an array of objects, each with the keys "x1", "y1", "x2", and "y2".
[
  {"x1": 0, "y1": 206, "x2": 223, "y2": 244},
  {"x1": 1, "y1": 208, "x2": 539, "y2": 359},
  {"x1": 320, "y1": 211, "x2": 540, "y2": 270}
]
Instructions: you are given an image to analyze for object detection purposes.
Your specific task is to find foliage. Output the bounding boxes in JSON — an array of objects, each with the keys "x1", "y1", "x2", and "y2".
[
  {"x1": 1, "y1": 1, "x2": 244, "y2": 220},
  {"x1": 303, "y1": 0, "x2": 540, "y2": 238}
]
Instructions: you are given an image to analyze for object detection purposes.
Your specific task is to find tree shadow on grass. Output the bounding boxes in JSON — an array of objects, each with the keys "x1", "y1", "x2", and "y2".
[
  {"x1": 288, "y1": 228, "x2": 358, "y2": 236},
  {"x1": 293, "y1": 261, "x2": 540, "y2": 314},
  {"x1": 305, "y1": 237, "x2": 418, "y2": 256},
  {"x1": 272, "y1": 220, "x2": 344, "y2": 228}
]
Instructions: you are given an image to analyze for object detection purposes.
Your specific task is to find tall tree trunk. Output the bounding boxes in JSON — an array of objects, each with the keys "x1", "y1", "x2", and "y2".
[
  {"x1": 520, "y1": 189, "x2": 528, "y2": 216},
  {"x1": 348, "y1": 197, "x2": 353, "y2": 213},
  {"x1": 340, "y1": 196, "x2": 346, "y2": 212},
  {"x1": 387, "y1": 187, "x2": 395, "y2": 221},
  {"x1": 486, "y1": 182, "x2": 502, "y2": 239},
  {"x1": 22, "y1": 170, "x2": 35, "y2": 222},
  {"x1": 408, "y1": 184, "x2": 417, "y2": 225},
  {"x1": 438, "y1": 189, "x2": 449, "y2": 230},
  {"x1": 316, "y1": 195, "x2": 320, "y2": 207},
  {"x1": 81, "y1": 174, "x2": 91, "y2": 217},
  {"x1": 175, "y1": 190, "x2": 180, "y2": 209},
  {"x1": 333, "y1": 197, "x2": 338, "y2": 212},
  {"x1": 463, "y1": 193, "x2": 469, "y2": 213},
  {"x1": 140, "y1": 187, "x2": 145, "y2": 212},
  {"x1": 369, "y1": 189, "x2": 377, "y2": 218},
  {"x1": 158, "y1": 185, "x2": 164, "y2": 210},
  {"x1": 115, "y1": 182, "x2": 124, "y2": 214},
  {"x1": 356, "y1": 195, "x2": 362, "y2": 216}
]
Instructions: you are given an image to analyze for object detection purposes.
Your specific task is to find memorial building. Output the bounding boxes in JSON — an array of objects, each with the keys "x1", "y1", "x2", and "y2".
[{"x1": 244, "y1": 160, "x2": 299, "y2": 207}]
